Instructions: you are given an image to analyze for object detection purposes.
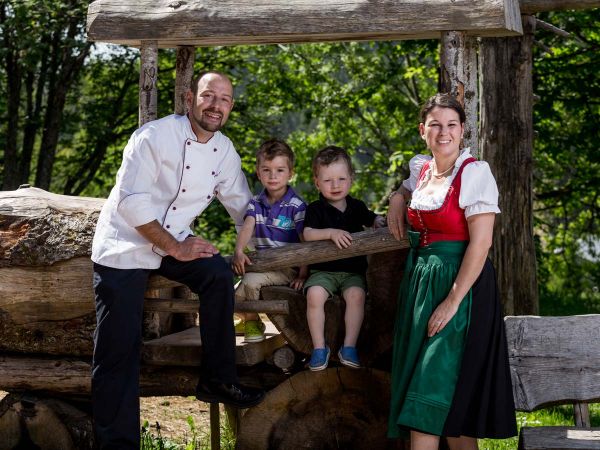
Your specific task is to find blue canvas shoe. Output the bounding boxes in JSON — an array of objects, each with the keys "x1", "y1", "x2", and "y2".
[
  {"x1": 338, "y1": 346, "x2": 361, "y2": 368},
  {"x1": 308, "y1": 347, "x2": 330, "y2": 371}
]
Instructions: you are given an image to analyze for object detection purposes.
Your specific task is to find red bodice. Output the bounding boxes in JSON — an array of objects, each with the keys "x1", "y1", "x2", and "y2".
[{"x1": 407, "y1": 157, "x2": 476, "y2": 247}]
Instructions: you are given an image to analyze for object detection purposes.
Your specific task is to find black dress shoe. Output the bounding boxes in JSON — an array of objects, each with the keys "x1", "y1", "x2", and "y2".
[{"x1": 196, "y1": 381, "x2": 265, "y2": 408}]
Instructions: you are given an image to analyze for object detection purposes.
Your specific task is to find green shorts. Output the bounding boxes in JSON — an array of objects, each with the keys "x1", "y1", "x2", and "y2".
[{"x1": 303, "y1": 270, "x2": 367, "y2": 298}]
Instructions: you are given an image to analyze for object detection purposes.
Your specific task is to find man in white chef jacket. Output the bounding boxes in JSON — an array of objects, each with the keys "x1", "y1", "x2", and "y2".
[{"x1": 91, "y1": 71, "x2": 264, "y2": 450}]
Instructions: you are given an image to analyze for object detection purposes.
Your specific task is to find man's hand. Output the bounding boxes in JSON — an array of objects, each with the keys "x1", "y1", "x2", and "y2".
[
  {"x1": 330, "y1": 229, "x2": 352, "y2": 249},
  {"x1": 232, "y1": 250, "x2": 253, "y2": 275},
  {"x1": 171, "y1": 236, "x2": 219, "y2": 261}
]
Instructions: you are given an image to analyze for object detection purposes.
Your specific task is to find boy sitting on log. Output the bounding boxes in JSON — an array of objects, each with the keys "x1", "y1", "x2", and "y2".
[
  {"x1": 303, "y1": 146, "x2": 385, "y2": 370},
  {"x1": 232, "y1": 139, "x2": 308, "y2": 343}
]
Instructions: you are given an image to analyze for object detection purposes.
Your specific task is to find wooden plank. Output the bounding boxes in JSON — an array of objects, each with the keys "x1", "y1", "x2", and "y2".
[
  {"x1": 575, "y1": 403, "x2": 591, "y2": 428},
  {"x1": 144, "y1": 297, "x2": 289, "y2": 314},
  {"x1": 519, "y1": 426, "x2": 600, "y2": 450},
  {"x1": 86, "y1": 0, "x2": 523, "y2": 48},
  {"x1": 520, "y1": 0, "x2": 600, "y2": 13},
  {"x1": 505, "y1": 315, "x2": 600, "y2": 411},
  {"x1": 142, "y1": 323, "x2": 285, "y2": 366},
  {"x1": 245, "y1": 227, "x2": 409, "y2": 273}
]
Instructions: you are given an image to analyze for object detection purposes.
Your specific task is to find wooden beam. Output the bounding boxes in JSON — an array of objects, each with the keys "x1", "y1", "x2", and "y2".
[
  {"x1": 143, "y1": 297, "x2": 289, "y2": 314},
  {"x1": 439, "y1": 32, "x2": 479, "y2": 156},
  {"x1": 520, "y1": 0, "x2": 600, "y2": 13},
  {"x1": 174, "y1": 46, "x2": 195, "y2": 115},
  {"x1": 139, "y1": 40, "x2": 158, "y2": 126},
  {"x1": 86, "y1": 1, "x2": 523, "y2": 48},
  {"x1": 245, "y1": 228, "x2": 409, "y2": 273}
]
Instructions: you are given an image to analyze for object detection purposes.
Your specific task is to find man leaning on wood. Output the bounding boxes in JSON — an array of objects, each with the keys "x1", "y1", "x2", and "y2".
[{"x1": 90, "y1": 71, "x2": 264, "y2": 450}]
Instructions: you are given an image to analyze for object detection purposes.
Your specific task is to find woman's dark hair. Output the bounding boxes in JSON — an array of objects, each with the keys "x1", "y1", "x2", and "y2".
[{"x1": 419, "y1": 93, "x2": 466, "y2": 124}]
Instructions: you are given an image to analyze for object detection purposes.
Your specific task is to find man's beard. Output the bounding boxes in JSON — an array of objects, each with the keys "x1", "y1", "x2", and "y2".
[{"x1": 190, "y1": 109, "x2": 223, "y2": 133}]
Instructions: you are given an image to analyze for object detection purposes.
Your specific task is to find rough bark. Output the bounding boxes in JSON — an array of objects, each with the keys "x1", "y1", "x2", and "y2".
[
  {"x1": 86, "y1": 0, "x2": 522, "y2": 48},
  {"x1": 139, "y1": 40, "x2": 158, "y2": 126},
  {"x1": 175, "y1": 46, "x2": 195, "y2": 115},
  {"x1": 440, "y1": 32, "x2": 479, "y2": 156},
  {"x1": 479, "y1": 15, "x2": 538, "y2": 315}
]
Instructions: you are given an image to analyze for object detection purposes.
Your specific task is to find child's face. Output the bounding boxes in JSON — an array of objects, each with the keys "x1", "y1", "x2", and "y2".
[
  {"x1": 314, "y1": 160, "x2": 352, "y2": 203},
  {"x1": 256, "y1": 155, "x2": 293, "y2": 197}
]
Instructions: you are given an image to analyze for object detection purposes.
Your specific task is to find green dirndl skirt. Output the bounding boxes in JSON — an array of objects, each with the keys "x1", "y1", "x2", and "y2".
[{"x1": 388, "y1": 232, "x2": 471, "y2": 438}]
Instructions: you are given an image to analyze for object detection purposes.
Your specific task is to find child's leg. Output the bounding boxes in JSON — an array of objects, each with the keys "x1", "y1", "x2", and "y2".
[
  {"x1": 306, "y1": 285, "x2": 329, "y2": 349},
  {"x1": 341, "y1": 286, "x2": 366, "y2": 347}
]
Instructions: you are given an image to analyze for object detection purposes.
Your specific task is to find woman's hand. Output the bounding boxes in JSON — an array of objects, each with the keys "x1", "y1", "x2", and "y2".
[
  {"x1": 387, "y1": 190, "x2": 408, "y2": 240},
  {"x1": 232, "y1": 250, "x2": 252, "y2": 275},
  {"x1": 427, "y1": 298, "x2": 460, "y2": 337}
]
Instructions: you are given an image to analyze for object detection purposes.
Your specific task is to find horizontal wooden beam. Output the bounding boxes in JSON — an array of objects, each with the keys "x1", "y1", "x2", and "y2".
[
  {"x1": 86, "y1": 0, "x2": 523, "y2": 48},
  {"x1": 245, "y1": 227, "x2": 409, "y2": 273},
  {"x1": 520, "y1": 0, "x2": 600, "y2": 13},
  {"x1": 143, "y1": 297, "x2": 289, "y2": 314}
]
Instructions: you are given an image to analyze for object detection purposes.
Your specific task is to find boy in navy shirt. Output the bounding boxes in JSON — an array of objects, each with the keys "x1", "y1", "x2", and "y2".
[
  {"x1": 303, "y1": 146, "x2": 384, "y2": 370},
  {"x1": 232, "y1": 139, "x2": 308, "y2": 342}
]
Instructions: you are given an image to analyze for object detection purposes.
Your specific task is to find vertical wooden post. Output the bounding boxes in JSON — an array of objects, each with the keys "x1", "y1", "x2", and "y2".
[
  {"x1": 480, "y1": 15, "x2": 538, "y2": 315},
  {"x1": 439, "y1": 32, "x2": 479, "y2": 156},
  {"x1": 175, "y1": 46, "x2": 196, "y2": 115},
  {"x1": 139, "y1": 40, "x2": 158, "y2": 127},
  {"x1": 574, "y1": 402, "x2": 591, "y2": 427},
  {"x1": 210, "y1": 402, "x2": 220, "y2": 450}
]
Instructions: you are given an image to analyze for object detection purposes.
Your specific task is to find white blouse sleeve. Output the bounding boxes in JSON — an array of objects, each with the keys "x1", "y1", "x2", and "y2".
[
  {"x1": 459, "y1": 161, "x2": 501, "y2": 218},
  {"x1": 402, "y1": 154, "x2": 432, "y2": 192}
]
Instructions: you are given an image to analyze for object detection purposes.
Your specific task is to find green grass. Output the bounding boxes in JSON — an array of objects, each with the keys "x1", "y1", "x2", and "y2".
[
  {"x1": 140, "y1": 415, "x2": 236, "y2": 450},
  {"x1": 479, "y1": 404, "x2": 600, "y2": 450}
]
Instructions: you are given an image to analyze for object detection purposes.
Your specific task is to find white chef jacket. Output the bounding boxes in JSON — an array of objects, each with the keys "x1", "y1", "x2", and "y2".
[{"x1": 91, "y1": 114, "x2": 251, "y2": 269}]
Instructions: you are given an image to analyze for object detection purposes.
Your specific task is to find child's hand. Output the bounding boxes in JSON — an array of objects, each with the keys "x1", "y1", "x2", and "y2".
[
  {"x1": 232, "y1": 250, "x2": 252, "y2": 275},
  {"x1": 373, "y1": 215, "x2": 386, "y2": 229},
  {"x1": 330, "y1": 229, "x2": 352, "y2": 249},
  {"x1": 289, "y1": 275, "x2": 306, "y2": 291}
]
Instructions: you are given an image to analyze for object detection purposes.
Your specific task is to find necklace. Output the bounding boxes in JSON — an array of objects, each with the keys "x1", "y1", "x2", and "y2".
[{"x1": 432, "y1": 161, "x2": 456, "y2": 178}]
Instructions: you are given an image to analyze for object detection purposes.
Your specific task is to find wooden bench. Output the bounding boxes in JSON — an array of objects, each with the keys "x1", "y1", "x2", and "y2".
[{"x1": 505, "y1": 315, "x2": 600, "y2": 449}]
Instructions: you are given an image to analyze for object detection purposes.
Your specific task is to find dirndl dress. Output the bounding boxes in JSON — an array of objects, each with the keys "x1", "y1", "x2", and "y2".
[{"x1": 388, "y1": 157, "x2": 517, "y2": 439}]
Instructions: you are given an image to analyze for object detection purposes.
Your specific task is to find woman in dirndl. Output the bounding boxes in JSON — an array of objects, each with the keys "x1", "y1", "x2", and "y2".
[{"x1": 386, "y1": 93, "x2": 517, "y2": 449}]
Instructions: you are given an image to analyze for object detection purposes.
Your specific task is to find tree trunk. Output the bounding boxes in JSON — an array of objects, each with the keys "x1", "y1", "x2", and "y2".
[
  {"x1": 440, "y1": 31, "x2": 479, "y2": 156},
  {"x1": 237, "y1": 368, "x2": 396, "y2": 450},
  {"x1": 479, "y1": 15, "x2": 538, "y2": 315},
  {"x1": 175, "y1": 46, "x2": 195, "y2": 115},
  {"x1": 139, "y1": 41, "x2": 158, "y2": 126}
]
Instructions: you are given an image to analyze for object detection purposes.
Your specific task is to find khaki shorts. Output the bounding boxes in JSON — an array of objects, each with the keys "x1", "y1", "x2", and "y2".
[
  {"x1": 303, "y1": 270, "x2": 366, "y2": 299},
  {"x1": 235, "y1": 268, "x2": 297, "y2": 301}
]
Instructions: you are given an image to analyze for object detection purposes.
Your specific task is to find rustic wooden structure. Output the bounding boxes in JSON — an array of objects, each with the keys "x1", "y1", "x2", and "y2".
[{"x1": 505, "y1": 315, "x2": 600, "y2": 449}]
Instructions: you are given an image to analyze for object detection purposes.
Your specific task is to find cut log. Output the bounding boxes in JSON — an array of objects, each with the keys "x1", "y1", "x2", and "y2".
[
  {"x1": 263, "y1": 249, "x2": 407, "y2": 365},
  {"x1": 0, "y1": 393, "x2": 93, "y2": 450},
  {"x1": 236, "y1": 368, "x2": 393, "y2": 450},
  {"x1": 86, "y1": 0, "x2": 523, "y2": 48}
]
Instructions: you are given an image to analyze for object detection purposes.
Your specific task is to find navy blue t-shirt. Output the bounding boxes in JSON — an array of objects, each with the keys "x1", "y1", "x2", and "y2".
[{"x1": 304, "y1": 194, "x2": 376, "y2": 275}]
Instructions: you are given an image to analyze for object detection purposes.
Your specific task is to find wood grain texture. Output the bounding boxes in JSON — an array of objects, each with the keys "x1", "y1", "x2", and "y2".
[
  {"x1": 518, "y1": 426, "x2": 600, "y2": 450},
  {"x1": 505, "y1": 315, "x2": 600, "y2": 411},
  {"x1": 86, "y1": 0, "x2": 523, "y2": 48},
  {"x1": 174, "y1": 46, "x2": 195, "y2": 115},
  {"x1": 237, "y1": 368, "x2": 393, "y2": 450},
  {"x1": 245, "y1": 227, "x2": 409, "y2": 273},
  {"x1": 520, "y1": 0, "x2": 600, "y2": 13}
]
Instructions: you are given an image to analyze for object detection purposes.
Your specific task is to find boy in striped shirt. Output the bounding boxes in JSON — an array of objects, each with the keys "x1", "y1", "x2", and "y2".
[{"x1": 232, "y1": 139, "x2": 308, "y2": 342}]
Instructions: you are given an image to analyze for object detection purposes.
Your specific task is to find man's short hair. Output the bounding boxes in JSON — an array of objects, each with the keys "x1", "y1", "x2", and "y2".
[
  {"x1": 312, "y1": 145, "x2": 354, "y2": 178},
  {"x1": 256, "y1": 139, "x2": 295, "y2": 170},
  {"x1": 190, "y1": 71, "x2": 233, "y2": 96}
]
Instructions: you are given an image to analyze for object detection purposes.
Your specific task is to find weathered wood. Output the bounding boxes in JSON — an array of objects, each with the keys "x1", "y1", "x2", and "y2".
[
  {"x1": 143, "y1": 298, "x2": 288, "y2": 314},
  {"x1": 520, "y1": 0, "x2": 600, "y2": 13},
  {"x1": 271, "y1": 345, "x2": 295, "y2": 371},
  {"x1": 174, "y1": 46, "x2": 195, "y2": 115},
  {"x1": 0, "y1": 187, "x2": 103, "y2": 267},
  {"x1": 246, "y1": 227, "x2": 408, "y2": 273},
  {"x1": 504, "y1": 315, "x2": 600, "y2": 411},
  {"x1": 237, "y1": 368, "x2": 393, "y2": 449},
  {"x1": 0, "y1": 394, "x2": 94, "y2": 450},
  {"x1": 139, "y1": 40, "x2": 158, "y2": 126},
  {"x1": 262, "y1": 249, "x2": 407, "y2": 365},
  {"x1": 518, "y1": 427, "x2": 600, "y2": 450},
  {"x1": 574, "y1": 403, "x2": 591, "y2": 428},
  {"x1": 480, "y1": 15, "x2": 538, "y2": 315},
  {"x1": 86, "y1": 0, "x2": 523, "y2": 48},
  {"x1": 141, "y1": 324, "x2": 285, "y2": 367},
  {"x1": 440, "y1": 32, "x2": 479, "y2": 156},
  {"x1": 210, "y1": 403, "x2": 220, "y2": 450},
  {"x1": 0, "y1": 355, "x2": 202, "y2": 397}
]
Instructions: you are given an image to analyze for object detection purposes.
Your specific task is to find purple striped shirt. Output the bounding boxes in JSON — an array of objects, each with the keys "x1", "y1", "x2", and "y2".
[{"x1": 244, "y1": 186, "x2": 306, "y2": 250}]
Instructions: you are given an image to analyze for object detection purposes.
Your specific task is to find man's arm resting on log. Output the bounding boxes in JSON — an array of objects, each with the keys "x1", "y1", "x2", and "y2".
[{"x1": 136, "y1": 220, "x2": 218, "y2": 261}]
